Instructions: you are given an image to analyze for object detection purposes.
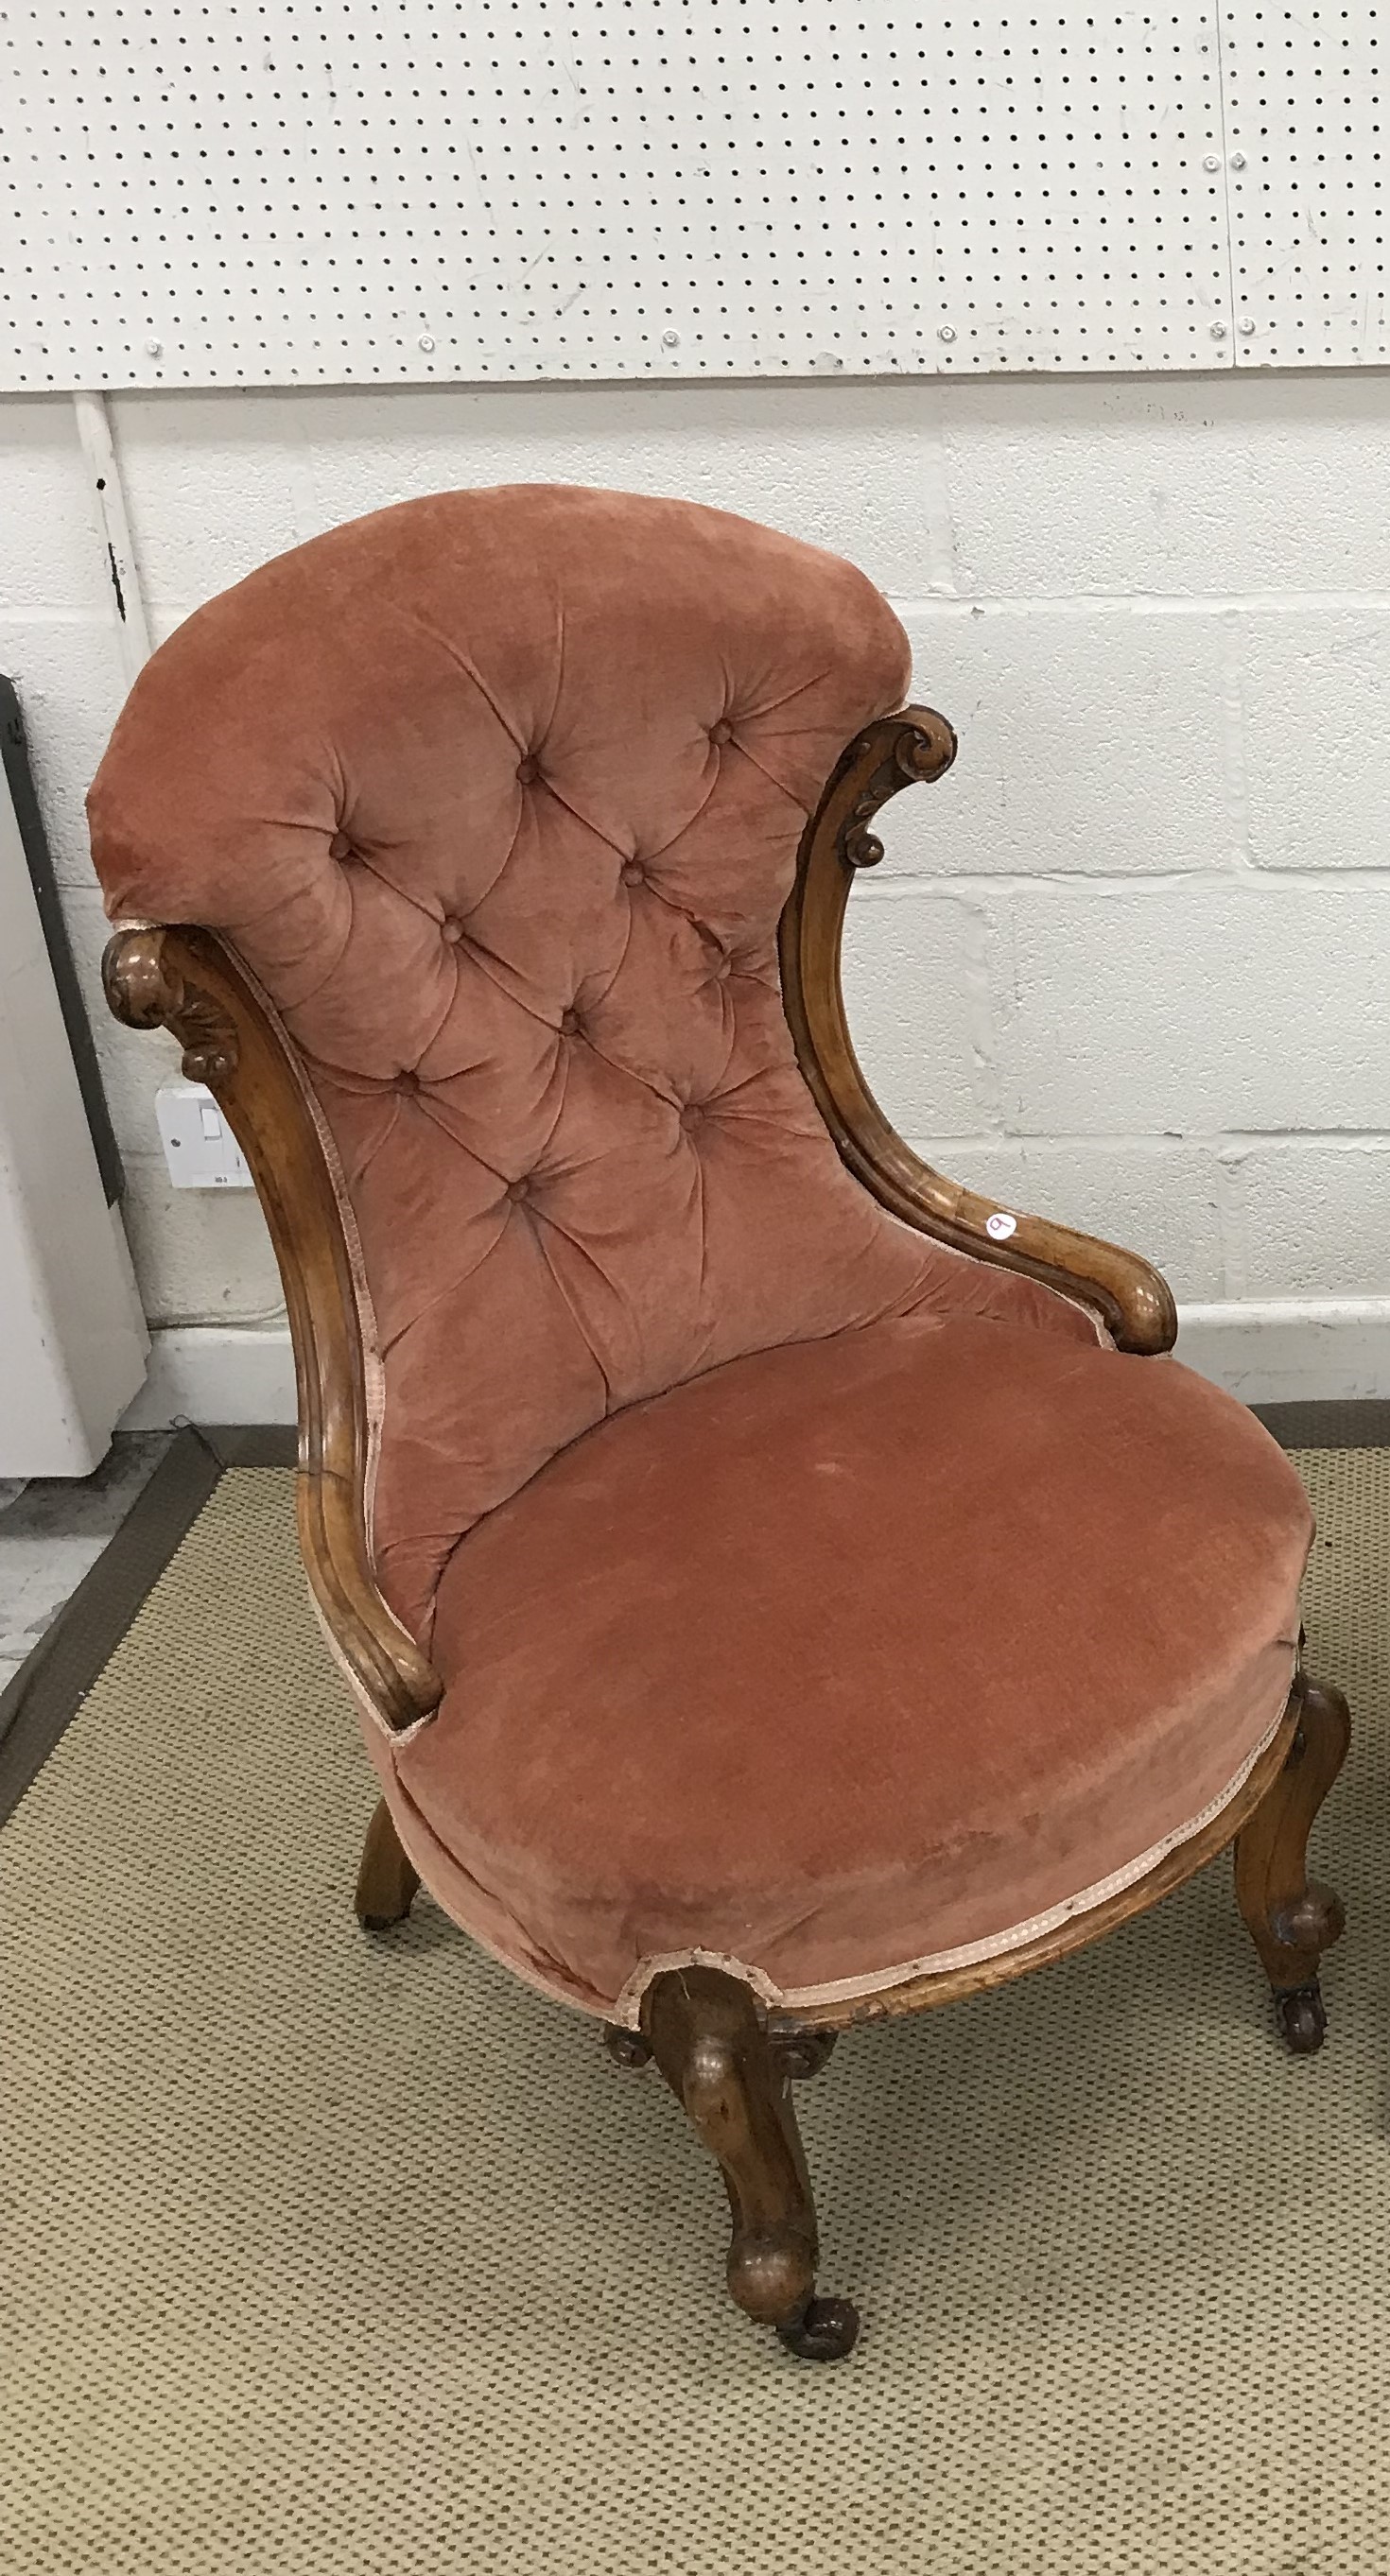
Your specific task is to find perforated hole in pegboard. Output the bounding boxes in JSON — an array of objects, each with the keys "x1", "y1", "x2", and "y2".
[
  {"x1": 1222, "y1": 4, "x2": 1389, "y2": 365},
  {"x1": 1, "y1": 2, "x2": 1235, "y2": 392}
]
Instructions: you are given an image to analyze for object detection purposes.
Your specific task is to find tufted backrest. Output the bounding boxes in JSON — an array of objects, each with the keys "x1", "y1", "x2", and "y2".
[{"x1": 90, "y1": 486, "x2": 1024, "y2": 1643}]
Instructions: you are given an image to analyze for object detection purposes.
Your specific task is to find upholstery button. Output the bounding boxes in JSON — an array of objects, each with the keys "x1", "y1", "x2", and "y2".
[
  {"x1": 680, "y1": 1102, "x2": 704, "y2": 1130},
  {"x1": 621, "y1": 860, "x2": 646, "y2": 888},
  {"x1": 709, "y1": 718, "x2": 734, "y2": 746},
  {"x1": 507, "y1": 1176, "x2": 531, "y2": 1203},
  {"x1": 516, "y1": 755, "x2": 540, "y2": 786},
  {"x1": 329, "y1": 830, "x2": 353, "y2": 861},
  {"x1": 560, "y1": 1006, "x2": 582, "y2": 1036},
  {"x1": 396, "y1": 1068, "x2": 421, "y2": 1094},
  {"x1": 441, "y1": 915, "x2": 465, "y2": 943}
]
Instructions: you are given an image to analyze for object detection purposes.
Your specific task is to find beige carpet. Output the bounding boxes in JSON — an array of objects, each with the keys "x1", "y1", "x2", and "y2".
[{"x1": 2, "y1": 1451, "x2": 1387, "y2": 2575}]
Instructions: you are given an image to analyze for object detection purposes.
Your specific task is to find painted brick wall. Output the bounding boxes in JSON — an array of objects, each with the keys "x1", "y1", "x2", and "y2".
[{"x1": 5, "y1": 372, "x2": 1389, "y2": 1398}]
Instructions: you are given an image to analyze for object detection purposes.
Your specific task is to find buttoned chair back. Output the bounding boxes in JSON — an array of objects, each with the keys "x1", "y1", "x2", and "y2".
[{"x1": 91, "y1": 485, "x2": 1061, "y2": 1640}]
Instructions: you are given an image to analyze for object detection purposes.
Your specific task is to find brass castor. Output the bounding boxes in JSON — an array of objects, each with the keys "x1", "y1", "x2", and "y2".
[
  {"x1": 1275, "y1": 1981, "x2": 1328, "y2": 2056},
  {"x1": 602, "y1": 2024, "x2": 652, "y2": 2070},
  {"x1": 776, "y1": 2293, "x2": 860, "y2": 2360}
]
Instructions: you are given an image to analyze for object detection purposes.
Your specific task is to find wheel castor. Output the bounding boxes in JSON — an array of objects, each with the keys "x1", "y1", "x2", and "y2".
[
  {"x1": 776, "y1": 2294, "x2": 860, "y2": 2360},
  {"x1": 771, "y1": 2027, "x2": 838, "y2": 2082},
  {"x1": 602, "y1": 2023, "x2": 652, "y2": 2070},
  {"x1": 1276, "y1": 1981, "x2": 1327, "y2": 2055},
  {"x1": 1234, "y1": 1676, "x2": 1347, "y2": 2056}
]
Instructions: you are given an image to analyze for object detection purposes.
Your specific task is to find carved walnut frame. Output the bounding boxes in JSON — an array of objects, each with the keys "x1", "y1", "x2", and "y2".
[{"x1": 103, "y1": 706, "x2": 1347, "y2": 2360}]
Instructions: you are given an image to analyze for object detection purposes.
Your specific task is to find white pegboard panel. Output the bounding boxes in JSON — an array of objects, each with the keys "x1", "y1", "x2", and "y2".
[
  {"x1": 924, "y1": 9, "x2": 1233, "y2": 372},
  {"x1": 1222, "y1": 5, "x2": 1390, "y2": 366},
  {"x1": 1, "y1": 3, "x2": 1236, "y2": 392}
]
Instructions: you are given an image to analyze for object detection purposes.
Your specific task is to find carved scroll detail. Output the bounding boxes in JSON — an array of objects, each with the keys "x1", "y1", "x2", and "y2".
[
  {"x1": 839, "y1": 712, "x2": 958, "y2": 869},
  {"x1": 781, "y1": 704, "x2": 1178, "y2": 1356},
  {"x1": 103, "y1": 926, "x2": 240, "y2": 1085},
  {"x1": 101, "y1": 921, "x2": 442, "y2": 1737}
]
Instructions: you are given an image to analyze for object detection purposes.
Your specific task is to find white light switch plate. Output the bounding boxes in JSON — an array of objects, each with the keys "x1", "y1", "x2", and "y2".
[{"x1": 155, "y1": 1079, "x2": 252, "y2": 1188}]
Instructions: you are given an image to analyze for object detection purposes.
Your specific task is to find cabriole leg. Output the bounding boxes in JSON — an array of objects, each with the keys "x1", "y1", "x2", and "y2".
[
  {"x1": 638, "y1": 1964, "x2": 857, "y2": 2359},
  {"x1": 1234, "y1": 1674, "x2": 1349, "y2": 2053},
  {"x1": 355, "y1": 1796, "x2": 420, "y2": 1930}
]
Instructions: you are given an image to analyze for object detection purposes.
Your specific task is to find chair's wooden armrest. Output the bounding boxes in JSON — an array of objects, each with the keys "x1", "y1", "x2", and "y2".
[
  {"x1": 779, "y1": 711, "x2": 1178, "y2": 1357},
  {"x1": 103, "y1": 923, "x2": 443, "y2": 1731}
]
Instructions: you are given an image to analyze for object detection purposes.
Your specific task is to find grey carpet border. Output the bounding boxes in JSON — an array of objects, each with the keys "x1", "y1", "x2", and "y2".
[
  {"x1": 0, "y1": 1425, "x2": 294, "y2": 1827},
  {"x1": 1253, "y1": 1399, "x2": 1390, "y2": 1449},
  {"x1": 0, "y1": 1401, "x2": 1377, "y2": 1827}
]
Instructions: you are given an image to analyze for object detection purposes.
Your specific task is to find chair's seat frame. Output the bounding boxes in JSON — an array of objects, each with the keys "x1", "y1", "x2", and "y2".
[{"x1": 104, "y1": 709, "x2": 1348, "y2": 2361}]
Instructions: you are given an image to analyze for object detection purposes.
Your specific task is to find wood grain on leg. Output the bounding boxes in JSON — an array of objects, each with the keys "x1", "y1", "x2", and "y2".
[
  {"x1": 641, "y1": 1964, "x2": 857, "y2": 2358},
  {"x1": 1234, "y1": 1672, "x2": 1349, "y2": 2053},
  {"x1": 355, "y1": 1797, "x2": 420, "y2": 1930}
]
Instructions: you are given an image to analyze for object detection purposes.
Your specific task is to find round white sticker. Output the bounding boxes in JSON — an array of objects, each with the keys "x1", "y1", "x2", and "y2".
[{"x1": 984, "y1": 1210, "x2": 1017, "y2": 1241}]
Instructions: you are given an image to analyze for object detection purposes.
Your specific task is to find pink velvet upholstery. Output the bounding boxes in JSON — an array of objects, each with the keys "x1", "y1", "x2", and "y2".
[
  {"x1": 89, "y1": 484, "x2": 1088, "y2": 1645},
  {"x1": 88, "y1": 485, "x2": 1312, "y2": 2022},
  {"x1": 401, "y1": 1315, "x2": 1309, "y2": 2013}
]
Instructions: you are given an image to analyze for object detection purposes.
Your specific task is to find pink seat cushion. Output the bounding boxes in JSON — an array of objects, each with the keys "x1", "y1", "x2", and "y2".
[{"x1": 386, "y1": 1315, "x2": 1312, "y2": 2015}]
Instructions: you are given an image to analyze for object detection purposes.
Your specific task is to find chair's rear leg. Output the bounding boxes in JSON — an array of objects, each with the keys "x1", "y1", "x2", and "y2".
[
  {"x1": 640, "y1": 1964, "x2": 857, "y2": 2359},
  {"x1": 356, "y1": 1797, "x2": 420, "y2": 1930},
  {"x1": 1234, "y1": 1673, "x2": 1348, "y2": 2052}
]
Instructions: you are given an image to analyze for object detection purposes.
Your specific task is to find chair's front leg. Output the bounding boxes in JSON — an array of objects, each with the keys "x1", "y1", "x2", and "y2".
[
  {"x1": 1234, "y1": 1673, "x2": 1349, "y2": 2052},
  {"x1": 638, "y1": 1965, "x2": 858, "y2": 2358},
  {"x1": 355, "y1": 1796, "x2": 420, "y2": 1929}
]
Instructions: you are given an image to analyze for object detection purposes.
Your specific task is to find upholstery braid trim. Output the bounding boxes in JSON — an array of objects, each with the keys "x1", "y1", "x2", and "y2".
[{"x1": 608, "y1": 1656, "x2": 1294, "y2": 2028}]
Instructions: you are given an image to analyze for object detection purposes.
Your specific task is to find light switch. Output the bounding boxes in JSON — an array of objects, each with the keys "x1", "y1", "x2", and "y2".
[{"x1": 155, "y1": 1079, "x2": 252, "y2": 1188}]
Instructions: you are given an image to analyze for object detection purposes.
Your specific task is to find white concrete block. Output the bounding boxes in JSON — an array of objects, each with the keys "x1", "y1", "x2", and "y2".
[
  {"x1": 117, "y1": 1152, "x2": 283, "y2": 1327},
  {"x1": 121, "y1": 1324, "x2": 297, "y2": 1428},
  {"x1": 60, "y1": 875, "x2": 114, "y2": 986},
  {"x1": 895, "y1": 604, "x2": 1234, "y2": 874},
  {"x1": 840, "y1": 884, "x2": 999, "y2": 1137},
  {"x1": 1175, "y1": 1299, "x2": 1390, "y2": 1404},
  {"x1": 1231, "y1": 1141, "x2": 1390, "y2": 1299},
  {"x1": 113, "y1": 393, "x2": 315, "y2": 606},
  {"x1": 904, "y1": 1137, "x2": 1225, "y2": 1300},
  {"x1": 78, "y1": 372, "x2": 1390, "y2": 623},
  {"x1": 999, "y1": 878, "x2": 1390, "y2": 1134},
  {"x1": 1242, "y1": 606, "x2": 1390, "y2": 871},
  {"x1": 0, "y1": 400, "x2": 109, "y2": 614},
  {"x1": 941, "y1": 373, "x2": 1390, "y2": 599},
  {"x1": 90, "y1": 1017, "x2": 183, "y2": 1160},
  {"x1": 113, "y1": 379, "x2": 954, "y2": 608}
]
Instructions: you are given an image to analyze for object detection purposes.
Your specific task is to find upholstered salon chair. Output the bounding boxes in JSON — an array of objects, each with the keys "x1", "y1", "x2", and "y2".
[{"x1": 92, "y1": 487, "x2": 1347, "y2": 2360}]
